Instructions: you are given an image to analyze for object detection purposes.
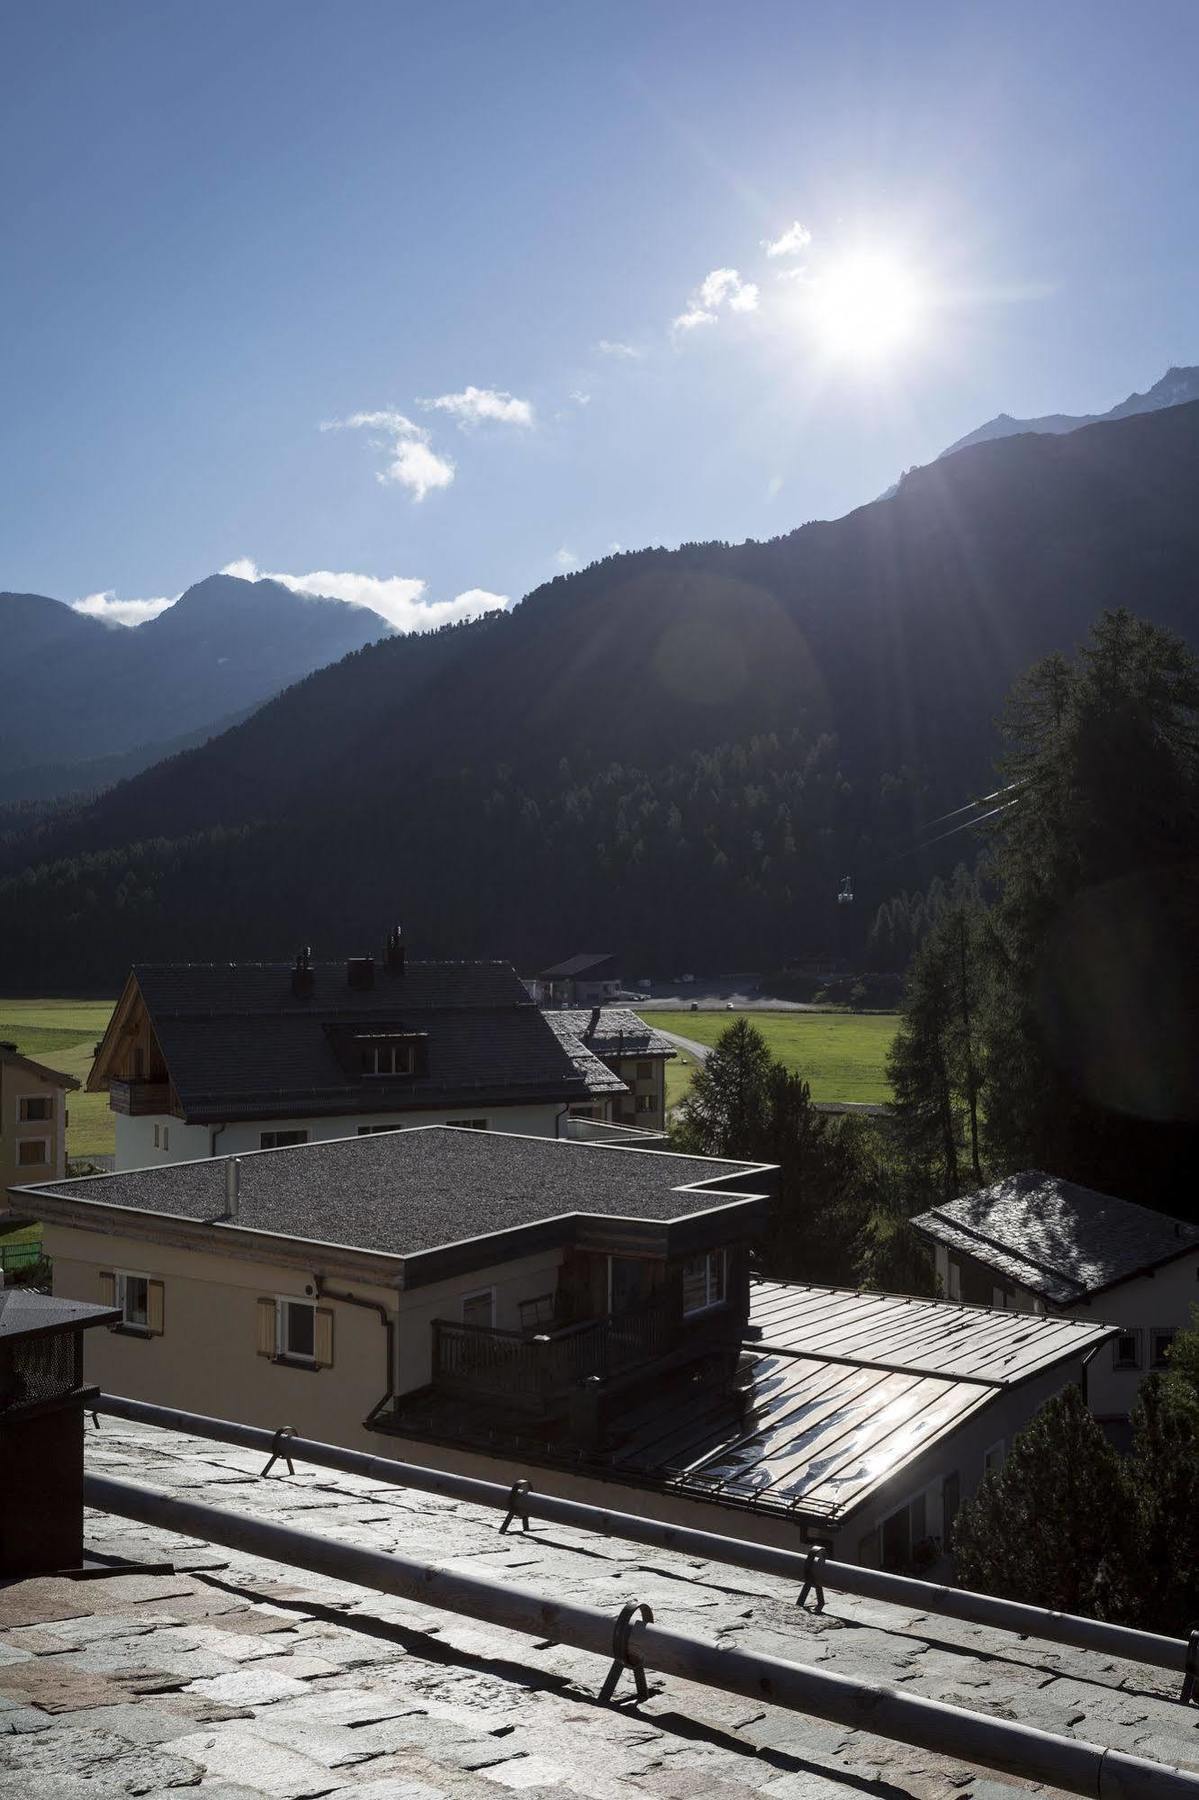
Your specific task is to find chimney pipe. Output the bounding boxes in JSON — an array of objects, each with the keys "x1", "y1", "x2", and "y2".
[
  {"x1": 291, "y1": 946, "x2": 314, "y2": 998},
  {"x1": 384, "y1": 925, "x2": 406, "y2": 976},
  {"x1": 225, "y1": 1157, "x2": 241, "y2": 1220},
  {"x1": 585, "y1": 1006, "x2": 602, "y2": 1041}
]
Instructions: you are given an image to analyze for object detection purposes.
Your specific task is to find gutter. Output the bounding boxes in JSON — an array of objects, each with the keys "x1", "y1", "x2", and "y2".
[{"x1": 315, "y1": 1277, "x2": 397, "y2": 1428}]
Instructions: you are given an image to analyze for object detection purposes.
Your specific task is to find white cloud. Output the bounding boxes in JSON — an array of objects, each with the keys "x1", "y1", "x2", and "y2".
[
  {"x1": 555, "y1": 548, "x2": 579, "y2": 569},
  {"x1": 220, "y1": 559, "x2": 509, "y2": 633},
  {"x1": 321, "y1": 409, "x2": 455, "y2": 500},
  {"x1": 71, "y1": 590, "x2": 176, "y2": 628},
  {"x1": 569, "y1": 389, "x2": 591, "y2": 406},
  {"x1": 673, "y1": 268, "x2": 759, "y2": 333},
  {"x1": 766, "y1": 475, "x2": 784, "y2": 501},
  {"x1": 762, "y1": 220, "x2": 813, "y2": 258},
  {"x1": 421, "y1": 386, "x2": 534, "y2": 429},
  {"x1": 597, "y1": 339, "x2": 641, "y2": 359}
]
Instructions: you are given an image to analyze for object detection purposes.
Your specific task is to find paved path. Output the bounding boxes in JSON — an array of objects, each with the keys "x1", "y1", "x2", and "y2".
[{"x1": 654, "y1": 1026, "x2": 711, "y2": 1062}]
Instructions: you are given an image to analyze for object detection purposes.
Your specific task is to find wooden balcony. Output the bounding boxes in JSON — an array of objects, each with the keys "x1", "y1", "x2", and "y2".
[
  {"x1": 108, "y1": 1079, "x2": 172, "y2": 1116},
  {"x1": 431, "y1": 1283, "x2": 728, "y2": 1414}
]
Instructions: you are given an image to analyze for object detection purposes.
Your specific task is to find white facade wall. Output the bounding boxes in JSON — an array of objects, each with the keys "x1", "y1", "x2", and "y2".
[
  {"x1": 932, "y1": 1240, "x2": 1199, "y2": 1421},
  {"x1": 115, "y1": 1102, "x2": 566, "y2": 1171}
]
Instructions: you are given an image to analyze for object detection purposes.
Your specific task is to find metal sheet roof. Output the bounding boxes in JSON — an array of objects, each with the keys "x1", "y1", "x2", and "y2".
[{"x1": 749, "y1": 1279, "x2": 1115, "y2": 1387}]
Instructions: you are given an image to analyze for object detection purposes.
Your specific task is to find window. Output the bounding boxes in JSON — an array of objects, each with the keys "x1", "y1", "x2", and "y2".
[
  {"x1": 635, "y1": 1094, "x2": 656, "y2": 1113},
  {"x1": 447, "y1": 1119, "x2": 489, "y2": 1130},
  {"x1": 162, "y1": 1126, "x2": 169, "y2": 1152},
  {"x1": 153, "y1": 1124, "x2": 160, "y2": 1148},
  {"x1": 608, "y1": 1255, "x2": 645, "y2": 1314},
  {"x1": 357, "y1": 1124, "x2": 397, "y2": 1135},
  {"x1": 260, "y1": 1129, "x2": 309, "y2": 1150},
  {"x1": 947, "y1": 1257, "x2": 962, "y2": 1302},
  {"x1": 1114, "y1": 1330, "x2": 1142, "y2": 1371},
  {"x1": 636, "y1": 1061, "x2": 653, "y2": 1081},
  {"x1": 881, "y1": 1506, "x2": 912, "y2": 1572},
  {"x1": 18, "y1": 1095, "x2": 51, "y2": 1122},
  {"x1": 682, "y1": 1249, "x2": 727, "y2": 1316},
  {"x1": 257, "y1": 1296, "x2": 333, "y2": 1367},
  {"x1": 1151, "y1": 1329, "x2": 1178, "y2": 1370},
  {"x1": 519, "y1": 1293, "x2": 556, "y2": 1332},
  {"x1": 16, "y1": 1139, "x2": 49, "y2": 1167},
  {"x1": 462, "y1": 1289, "x2": 496, "y2": 1329},
  {"x1": 100, "y1": 1269, "x2": 164, "y2": 1336},
  {"x1": 360, "y1": 1041, "x2": 416, "y2": 1077}
]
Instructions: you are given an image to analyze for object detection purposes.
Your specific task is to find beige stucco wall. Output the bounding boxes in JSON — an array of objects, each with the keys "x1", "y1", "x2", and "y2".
[
  {"x1": 1, "y1": 1060, "x2": 70, "y2": 1200},
  {"x1": 46, "y1": 1218, "x2": 567, "y2": 1450}
]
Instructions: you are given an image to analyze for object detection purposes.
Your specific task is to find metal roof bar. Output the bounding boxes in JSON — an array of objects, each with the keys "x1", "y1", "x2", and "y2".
[
  {"x1": 96, "y1": 1392, "x2": 1191, "y2": 1680},
  {"x1": 82, "y1": 1470, "x2": 1199, "y2": 1800}
]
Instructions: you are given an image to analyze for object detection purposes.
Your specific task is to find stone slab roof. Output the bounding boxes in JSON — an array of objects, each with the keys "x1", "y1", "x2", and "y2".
[
  {"x1": 911, "y1": 1170, "x2": 1199, "y2": 1304},
  {"x1": 18, "y1": 1126, "x2": 772, "y2": 1277},
  {"x1": 96, "y1": 962, "x2": 624, "y2": 1123},
  {"x1": 0, "y1": 1044, "x2": 80, "y2": 1090},
  {"x1": 546, "y1": 1008, "x2": 678, "y2": 1060},
  {"x1": 2, "y1": 1414, "x2": 1196, "y2": 1798}
]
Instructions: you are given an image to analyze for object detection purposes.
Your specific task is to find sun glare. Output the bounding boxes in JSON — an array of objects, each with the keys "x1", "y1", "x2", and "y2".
[{"x1": 806, "y1": 251, "x2": 925, "y2": 364}]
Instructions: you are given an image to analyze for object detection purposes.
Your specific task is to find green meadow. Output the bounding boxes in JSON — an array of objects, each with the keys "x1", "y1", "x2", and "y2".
[
  {"x1": 0, "y1": 997, "x2": 117, "y2": 1161},
  {"x1": 652, "y1": 1009, "x2": 898, "y2": 1108}
]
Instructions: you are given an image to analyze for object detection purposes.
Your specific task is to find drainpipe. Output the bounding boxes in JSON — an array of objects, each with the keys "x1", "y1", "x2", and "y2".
[
  {"x1": 554, "y1": 1104, "x2": 570, "y2": 1139},
  {"x1": 314, "y1": 1278, "x2": 397, "y2": 1429},
  {"x1": 209, "y1": 1122, "x2": 227, "y2": 1158}
]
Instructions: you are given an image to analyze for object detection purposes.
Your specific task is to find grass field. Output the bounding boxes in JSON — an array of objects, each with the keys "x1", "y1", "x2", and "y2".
[
  {"x1": 652, "y1": 1009, "x2": 898, "y2": 1107},
  {"x1": 0, "y1": 998, "x2": 117, "y2": 1161}
]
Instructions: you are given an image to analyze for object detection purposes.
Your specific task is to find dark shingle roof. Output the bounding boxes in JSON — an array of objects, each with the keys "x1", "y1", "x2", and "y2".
[
  {"x1": 911, "y1": 1170, "x2": 1199, "y2": 1303},
  {"x1": 545, "y1": 1009, "x2": 676, "y2": 1060},
  {"x1": 123, "y1": 961, "x2": 622, "y2": 1121},
  {"x1": 26, "y1": 1125, "x2": 771, "y2": 1274},
  {"x1": 0, "y1": 1289, "x2": 118, "y2": 1340}
]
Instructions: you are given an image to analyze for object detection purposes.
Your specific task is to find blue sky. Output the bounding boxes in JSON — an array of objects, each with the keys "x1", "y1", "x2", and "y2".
[{"x1": 3, "y1": 0, "x2": 1197, "y2": 629}]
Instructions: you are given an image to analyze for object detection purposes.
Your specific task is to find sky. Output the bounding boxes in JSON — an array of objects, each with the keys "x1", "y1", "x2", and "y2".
[{"x1": 3, "y1": 0, "x2": 1198, "y2": 631}]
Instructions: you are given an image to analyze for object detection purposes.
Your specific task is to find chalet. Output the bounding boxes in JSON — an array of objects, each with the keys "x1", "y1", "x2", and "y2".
[
  {"x1": 1, "y1": 1042, "x2": 79, "y2": 1195},
  {"x1": 546, "y1": 1008, "x2": 675, "y2": 1129},
  {"x1": 912, "y1": 1169, "x2": 1199, "y2": 1426},
  {"x1": 533, "y1": 953, "x2": 623, "y2": 1007},
  {"x1": 12, "y1": 1130, "x2": 1113, "y2": 1569},
  {"x1": 88, "y1": 932, "x2": 626, "y2": 1170}
]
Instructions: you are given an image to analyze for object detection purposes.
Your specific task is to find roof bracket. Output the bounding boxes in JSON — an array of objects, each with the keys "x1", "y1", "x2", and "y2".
[
  {"x1": 1180, "y1": 1629, "x2": 1199, "y2": 1705},
  {"x1": 598, "y1": 1599, "x2": 655, "y2": 1704},
  {"x1": 261, "y1": 1424, "x2": 298, "y2": 1479},
  {"x1": 499, "y1": 1478, "x2": 531, "y2": 1535},
  {"x1": 797, "y1": 1544, "x2": 826, "y2": 1613}
]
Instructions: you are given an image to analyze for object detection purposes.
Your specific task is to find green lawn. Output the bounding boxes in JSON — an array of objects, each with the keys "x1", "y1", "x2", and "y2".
[
  {"x1": 0, "y1": 997, "x2": 117, "y2": 1160},
  {"x1": 652, "y1": 1009, "x2": 899, "y2": 1107}
]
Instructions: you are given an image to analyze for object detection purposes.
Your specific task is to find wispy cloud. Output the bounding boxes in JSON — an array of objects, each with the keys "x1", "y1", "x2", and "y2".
[
  {"x1": 673, "y1": 267, "x2": 759, "y2": 333},
  {"x1": 321, "y1": 409, "x2": 455, "y2": 500},
  {"x1": 762, "y1": 220, "x2": 812, "y2": 259},
  {"x1": 596, "y1": 339, "x2": 641, "y2": 359},
  {"x1": 221, "y1": 559, "x2": 508, "y2": 633},
  {"x1": 555, "y1": 547, "x2": 579, "y2": 569},
  {"x1": 421, "y1": 386, "x2": 534, "y2": 429},
  {"x1": 71, "y1": 591, "x2": 176, "y2": 628},
  {"x1": 568, "y1": 389, "x2": 591, "y2": 407}
]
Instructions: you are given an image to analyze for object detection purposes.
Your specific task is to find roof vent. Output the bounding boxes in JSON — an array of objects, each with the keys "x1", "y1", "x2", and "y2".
[
  {"x1": 584, "y1": 1007, "x2": 602, "y2": 1041},
  {"x1": 384, "y1": 924, "x2": 406, "y2": 977},
  {"x1": 347, "y1": 955, "x2": 376, "y2": 991},
  {"x1": 291, "y1": 945, "x2": 314, "y2": 997},
  {"x1": 224, "y1": 1157, "x2": 241, "y2": 1221}
]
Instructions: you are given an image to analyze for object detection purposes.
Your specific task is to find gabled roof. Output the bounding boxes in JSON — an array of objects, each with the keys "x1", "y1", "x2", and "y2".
[
  {"x1": 21, "y1": 1125, "x2": 774, "y2": 1286},
  {"x1": 911, "y1": 1169, "x2": 1199, "y2": 1304},
  {"x1": 0, "y1": 1044, "x2": 79, "y2": 1090},
  {"x1": 90, "y1": 960, "x2": 624, "y2": 1122},
  {"x1": 545, "y1": 1008, "x2": 677, "y2": 1061},
  {"x1": 538, "y1": 952, "x2": 619, "y2": 979}
]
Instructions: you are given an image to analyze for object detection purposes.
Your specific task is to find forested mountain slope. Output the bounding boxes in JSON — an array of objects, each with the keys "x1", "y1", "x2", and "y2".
[{"x1": 3, "y1": 401, "x2": 1198, "y2": 990}]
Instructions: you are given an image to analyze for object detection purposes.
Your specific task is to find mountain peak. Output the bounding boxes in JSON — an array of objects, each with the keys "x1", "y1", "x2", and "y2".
[{"x1": 938, "y1": 365, "x2": 1199, "y2": 461}]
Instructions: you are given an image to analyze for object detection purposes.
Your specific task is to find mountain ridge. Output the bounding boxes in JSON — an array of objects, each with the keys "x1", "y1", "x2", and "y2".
[{"x1": 938, "y1": 363, "x2": 1199, "y2": 459}]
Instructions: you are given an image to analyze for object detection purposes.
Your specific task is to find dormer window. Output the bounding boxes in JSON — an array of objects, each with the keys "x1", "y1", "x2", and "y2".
[{"x1": 358, "y1": 1038, "x2": 416, "y2": 1077}]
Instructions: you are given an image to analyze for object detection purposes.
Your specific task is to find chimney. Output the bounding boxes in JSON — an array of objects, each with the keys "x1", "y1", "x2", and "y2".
[
  {"x1": 224, "y1": 1157, "x2": 241, "y2": 1220},
  {"x1": 384, "y1": 924, "x2": 406, "y2": 976},
  {"x1": 584, "y1": 1006, "x2": 602, "y2": 1042},
  {"x1": 346, "y1": 955, "x2": 375, "y2": 991},
  {"x1": 291, "y1": 945, "x2": 314, "y2": 997}
]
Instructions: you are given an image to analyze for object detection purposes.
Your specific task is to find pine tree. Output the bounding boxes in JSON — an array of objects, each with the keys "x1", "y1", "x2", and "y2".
[{"x1": 674, "y1": 1018, "x2": 774, "y2": 1158}]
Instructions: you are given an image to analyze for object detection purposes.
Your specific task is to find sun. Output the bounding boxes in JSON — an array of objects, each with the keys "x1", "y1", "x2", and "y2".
[{"x1": 805, "y1": 250, "x2": 925, "y2": 364}]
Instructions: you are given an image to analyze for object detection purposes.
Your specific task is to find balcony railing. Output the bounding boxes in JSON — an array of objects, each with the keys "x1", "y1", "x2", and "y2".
[
  {"x1": 108, "y1": 1080, "x2": 172, "y2": 1116},
  {"x1": 432, "y1": 1285, "x2": 682, "y2": 1409}
]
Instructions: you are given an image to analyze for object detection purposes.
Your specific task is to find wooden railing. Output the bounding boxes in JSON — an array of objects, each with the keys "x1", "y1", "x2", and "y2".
[
  {"x1": 432, "y1": 1285, "x2": 681, "y2": 1408},
  {"x1": 108, "y1": 1079, "x2": 172, "y2": 1117}
]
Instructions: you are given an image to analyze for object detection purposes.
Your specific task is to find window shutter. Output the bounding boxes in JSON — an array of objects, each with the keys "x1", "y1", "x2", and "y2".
[
  {"x1": 257, "y1": 1297, "x2": 277, "y2": 1357},
  {"x1": 147, "y1": 1280, "x2": 165, "y2": 1336},
  {"x1": 99, "y1": 1270, "x2": 116, "y2": 1315},
  {"x1": 314, "y1": 1307, "x2": 334, "y2": 1368}
]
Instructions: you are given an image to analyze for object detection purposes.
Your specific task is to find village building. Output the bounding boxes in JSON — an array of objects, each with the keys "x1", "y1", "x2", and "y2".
[
  {"x1": 912, "y1": 1168, "x2": 1199, "y2": 1428},
  {"x1": 1, "y1": 1041, "x2": 79, "y2": 1195},
  {"x1": 546, "y1": 1007, "x2": 675, "y2": 1129},
  {"x1": 87, "y1": 932, "x2": 626, "y2": 1171},
  {"x1": 530, "y1": 952, "x2": 623, "y2": 1007},
  {"x1": 12, "y1": 1128, "x2": 1112, "y2": 1571}
]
